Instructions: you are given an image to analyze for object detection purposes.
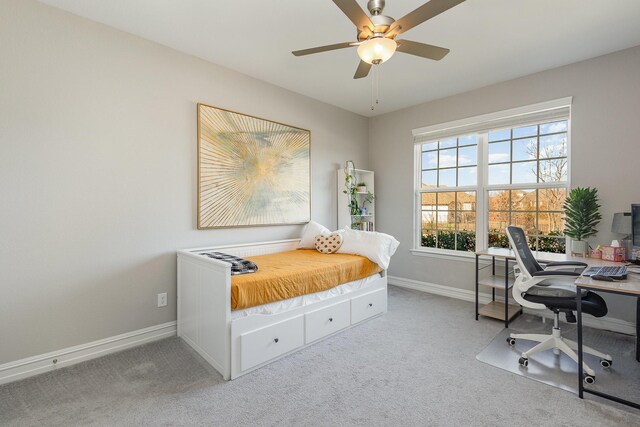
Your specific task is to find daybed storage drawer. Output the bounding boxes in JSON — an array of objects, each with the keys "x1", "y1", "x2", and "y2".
[
  {"x1": 240, "y1": 315, "x2": 304, "y2": 371},
  {"x1": 305, "y1": 300, "x2": 350, "y2": 343},
  {"x1": 351, "y1": 288, "x2": 386, "y2": 324}
]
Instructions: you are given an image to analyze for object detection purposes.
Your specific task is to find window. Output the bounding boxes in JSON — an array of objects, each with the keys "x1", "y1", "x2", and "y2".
[
  {"x1": 414, "y1": 100, "x2": 570, "y2": 255},
  {"x1": 420, "y1": 135, "x2": 478, "y2": 251},
  {"x1": 487, "y1": 121, "x2": 568, "y2": 252}
]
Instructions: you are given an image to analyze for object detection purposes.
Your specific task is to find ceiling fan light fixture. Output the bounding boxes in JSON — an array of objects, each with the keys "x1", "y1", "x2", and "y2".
[{"x1": 357, "y1": 37, "x2": 397, "y2": 65}]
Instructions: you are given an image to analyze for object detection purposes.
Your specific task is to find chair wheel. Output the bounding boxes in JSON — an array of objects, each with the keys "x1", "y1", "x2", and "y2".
[
  {"x1": 518, "y1": 357, "x2": 528, "y2": 367},
  {"x1": 600, "y1": 359, "x2": 612, "y2": 368},
  {"x1": 506, "y1": 337, "x2": 516, "y2": 346},
  {"x1": 584, "y1": 374, "x2": 595, "y2": 385}
]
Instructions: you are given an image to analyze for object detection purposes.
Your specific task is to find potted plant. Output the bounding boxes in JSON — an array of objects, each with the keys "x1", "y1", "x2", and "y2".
[
  {"x1": 343, "y1": 161, "x2": 360, "y2": 216},
  {"x1": 356, "y1": 182, "x2": 367, "y2": 193},
  {"x1": 563, "y1": 187, "x2": 602, "y2": 255},
  {"x1": 360, "y1": 191, "x2": 374, "y2": 215}
]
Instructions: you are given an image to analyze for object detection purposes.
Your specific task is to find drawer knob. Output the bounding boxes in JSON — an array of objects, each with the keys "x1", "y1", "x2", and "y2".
[
  {"x1": 274, "y1": 338, "x2": 279, "y2": 343},
  {"x1": 329, "y1": 317, "x2": 333, "y2": 322},
  {"x1": 368, "y1": 303, "x2": 373, "y2": 307}
]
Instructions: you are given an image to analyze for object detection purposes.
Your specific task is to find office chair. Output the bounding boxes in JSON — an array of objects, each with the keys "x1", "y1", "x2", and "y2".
[{"x1": 505, "y1": 226, "x2": 612, "y2": 384}]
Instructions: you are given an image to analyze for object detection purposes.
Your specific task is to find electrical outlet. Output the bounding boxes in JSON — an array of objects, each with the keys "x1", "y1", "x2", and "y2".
[{"x1": 157, "y1": 292, "x2": 167, "y2": 307}]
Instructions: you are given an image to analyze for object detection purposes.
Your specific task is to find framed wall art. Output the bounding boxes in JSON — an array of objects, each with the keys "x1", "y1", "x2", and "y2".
[{"x1": 197, "y1": 103, "x2": 311, "y2": 229}]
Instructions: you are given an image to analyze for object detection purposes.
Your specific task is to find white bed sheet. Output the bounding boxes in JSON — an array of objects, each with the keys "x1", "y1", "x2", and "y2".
[{"x1": 230, "y1": 273, "x2": 383, "y2": 320}]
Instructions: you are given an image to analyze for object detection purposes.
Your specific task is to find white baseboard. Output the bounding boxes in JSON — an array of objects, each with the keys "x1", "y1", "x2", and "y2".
[
  {"x1": 388, "y1": 275, "x2": 636, "y2": 336},
  {"x1": 0, "y1": 321, "x2": 177, "y2": 386},
  {"x1": 389, "y1": 275, "x2": 485, "y2": 303}
]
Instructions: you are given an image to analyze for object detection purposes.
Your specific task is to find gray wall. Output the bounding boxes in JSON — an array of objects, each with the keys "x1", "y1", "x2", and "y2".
[
  {"x1": 0, "y1": 0, "x2": 369, "y2": 364},
  {"x1": 2, "y1": 0, "x2": 639, "y2": 366},
  {"x1": 369, "y1": 45, "x2": 640, "y2": 322}
]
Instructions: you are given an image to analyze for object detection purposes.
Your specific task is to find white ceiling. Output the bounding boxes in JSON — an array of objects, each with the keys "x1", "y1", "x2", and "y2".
[{"x1": 38, "y1": 0, "x2": 640, "y2": 117}]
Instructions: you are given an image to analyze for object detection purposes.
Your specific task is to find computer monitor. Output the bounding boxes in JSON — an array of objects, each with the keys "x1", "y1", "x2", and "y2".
[{"x1": 633, "y1": 204, "x2": 640, "y2": 248}]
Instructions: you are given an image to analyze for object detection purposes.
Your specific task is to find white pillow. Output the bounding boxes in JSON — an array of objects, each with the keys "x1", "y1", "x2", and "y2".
[
  {"x1": 298, "y1": 221, "x2": 331, "y2": 249},
  {"x1": 336, "y1": 228, "x2": 399, "y2": 270}
]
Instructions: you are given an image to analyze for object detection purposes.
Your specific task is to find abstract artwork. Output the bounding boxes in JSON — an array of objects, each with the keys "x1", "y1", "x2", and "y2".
[{"x1": 197, "y1": 103, "x2": 310, "y2": 228}]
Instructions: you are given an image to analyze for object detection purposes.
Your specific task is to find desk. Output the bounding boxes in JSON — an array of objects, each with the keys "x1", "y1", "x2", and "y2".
[
  {"x1": 575, "y1": 272, "x2": 640, "y2": 410},
  {"x1": 474, "y1": 248, "x2": 615, "y2": 327}
]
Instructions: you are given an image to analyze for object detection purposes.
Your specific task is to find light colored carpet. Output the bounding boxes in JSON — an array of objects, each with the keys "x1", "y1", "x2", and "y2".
[
  {"x1": 1, "y1": 286, "x2": 639, "y2": 426},
  {"x1": 477, "y1": 313, "x2": 640, "y2": 398}
]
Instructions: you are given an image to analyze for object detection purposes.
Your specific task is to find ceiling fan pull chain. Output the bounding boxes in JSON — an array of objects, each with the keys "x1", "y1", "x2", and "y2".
[
  {"x1": 376, "y1": 64, "x2": 381, "y2": 105},
  {"x1": 371, "y1": 65, "x2": 381, "y2": 111},
  {"x1": 371, "y1": 66, "x2": 375, "y2": 111}
]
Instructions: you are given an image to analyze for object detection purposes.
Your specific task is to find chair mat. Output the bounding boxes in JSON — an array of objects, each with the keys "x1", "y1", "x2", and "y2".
[{"x1": 476, "y1": 314, "x2": 640, "y2": 401}]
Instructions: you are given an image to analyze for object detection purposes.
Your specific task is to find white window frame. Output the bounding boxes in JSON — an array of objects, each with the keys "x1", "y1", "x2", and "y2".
[{"x1": 411, "y1": 98, "x2": 572, "y2": 259}]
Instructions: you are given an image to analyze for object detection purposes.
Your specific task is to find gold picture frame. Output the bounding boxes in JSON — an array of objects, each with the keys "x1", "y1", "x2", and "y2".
[{"x1": 197, "y1": 103, "x2": 311, "y2": 229}]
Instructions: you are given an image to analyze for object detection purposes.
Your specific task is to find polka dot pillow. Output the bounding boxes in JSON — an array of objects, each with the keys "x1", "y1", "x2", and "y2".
[{"x1": 314, "y1": 233, "x2": 343, "y2": 254}]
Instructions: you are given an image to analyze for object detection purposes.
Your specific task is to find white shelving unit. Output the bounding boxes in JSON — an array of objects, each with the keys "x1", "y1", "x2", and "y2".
[{"x1": 337, "y1": 168, "x2": 375, "y2": 231}]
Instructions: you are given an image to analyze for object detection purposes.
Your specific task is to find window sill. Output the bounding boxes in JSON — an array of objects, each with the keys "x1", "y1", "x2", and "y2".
[
  {"x1": 410, "y1": 248, "x2": 477, "y2": 263},
  {"x1": 410, "y1": 247, "x2": 571, "y2": 263}
]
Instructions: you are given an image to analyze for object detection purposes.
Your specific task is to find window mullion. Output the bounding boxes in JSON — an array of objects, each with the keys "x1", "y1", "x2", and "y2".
[
  {"x1": 486, "y1": 182, "x2": 568, "y2": 191},
  {"x1": 476, "y1": 132, "x2": 487, "y2": 251},
  {"x1": 418, "y1": 186, "x2": 478, "y2": 194}
]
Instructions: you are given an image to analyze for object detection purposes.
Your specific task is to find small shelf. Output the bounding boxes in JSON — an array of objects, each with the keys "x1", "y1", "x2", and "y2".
[
  {"x1": 475, "y1": 253, "x2": 522, "y2": 327},
  {"x1": 338, "y1": 168, "x2": 375, "y2": 232},
  {"x1": 478, "y1": 275, "x2": 514, "y2": 289},
  {"x1": 478, "y1": 301, "x2": 521, "y2": 321}
]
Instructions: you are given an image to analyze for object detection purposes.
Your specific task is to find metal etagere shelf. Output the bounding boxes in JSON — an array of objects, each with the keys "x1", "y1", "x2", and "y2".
[{"x1": 475, "y1": 249, "x2": 522, "y2": 327}]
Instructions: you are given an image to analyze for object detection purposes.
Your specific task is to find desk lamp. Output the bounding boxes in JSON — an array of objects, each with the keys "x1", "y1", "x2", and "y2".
[{"x1": 611, "y1": 212, "x2": 632, "y2": 260}]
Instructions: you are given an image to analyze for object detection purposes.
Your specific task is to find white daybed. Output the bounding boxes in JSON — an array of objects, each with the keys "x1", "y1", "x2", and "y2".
[{"x1": 177, "y1": 239, "x2": 387, "y2": 380}]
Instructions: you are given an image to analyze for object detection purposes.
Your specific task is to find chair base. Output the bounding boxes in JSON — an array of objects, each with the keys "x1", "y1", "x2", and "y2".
[{"x1": 509, "y1": 325, "x2": 612, "y2": 377}]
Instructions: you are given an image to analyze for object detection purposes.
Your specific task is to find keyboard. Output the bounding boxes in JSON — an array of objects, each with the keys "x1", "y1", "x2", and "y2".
[{"x1": 582, "y1": 265, "x2": 628, "y2": 279}]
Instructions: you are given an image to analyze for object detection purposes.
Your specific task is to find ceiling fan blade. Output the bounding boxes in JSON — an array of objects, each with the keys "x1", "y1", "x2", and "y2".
[
  {"x1": 390, "y1": 0, "x2": 466, "y2": 35},
  {"x1": 396, "y1": 40, "x2": 450, "y2": 61},
  {"x1": 332, "y1": 0, "x2": 374, "y2": 32},
  {"x1": 384, "y1": 25, "x2": 403, "y2": 39},
  {"x1": 292, "y1": 42, "x2": 355, "y2": 56},
  {"x1": 354, "y1": 60, "x2": 372, "y2": 79}
]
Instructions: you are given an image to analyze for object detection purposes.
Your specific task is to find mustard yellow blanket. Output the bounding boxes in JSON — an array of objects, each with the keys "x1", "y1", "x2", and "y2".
[{"x1": 231, "y1": 249, "x2": 382, "y2": 310}]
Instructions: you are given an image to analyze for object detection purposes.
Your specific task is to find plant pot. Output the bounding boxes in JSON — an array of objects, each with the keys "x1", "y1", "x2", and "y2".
[
  {"x1": 571, "y1": 239, "x2": 587, "y2": 255},
  {"x1": 357, "y1": 186, "x2": 367, "y2": 193}
]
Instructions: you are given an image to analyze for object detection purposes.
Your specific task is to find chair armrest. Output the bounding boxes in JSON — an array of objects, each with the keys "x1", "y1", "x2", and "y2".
[
  {"x1": 532, "y1": 270, "x2": 580, "y2": 277},
  {"x1": 545, "y1": 261, "x2": 589, "y2": 268}
]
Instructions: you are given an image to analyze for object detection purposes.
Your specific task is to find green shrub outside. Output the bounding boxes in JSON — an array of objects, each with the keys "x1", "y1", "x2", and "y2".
[{"x1": 421, "y1": 230, "x2": 566, "y2": 253}]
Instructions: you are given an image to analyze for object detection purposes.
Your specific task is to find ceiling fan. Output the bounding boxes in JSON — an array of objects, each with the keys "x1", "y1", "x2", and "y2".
[{"x1": 292, "y1": 0, "x2": 466, "y2": 79}]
